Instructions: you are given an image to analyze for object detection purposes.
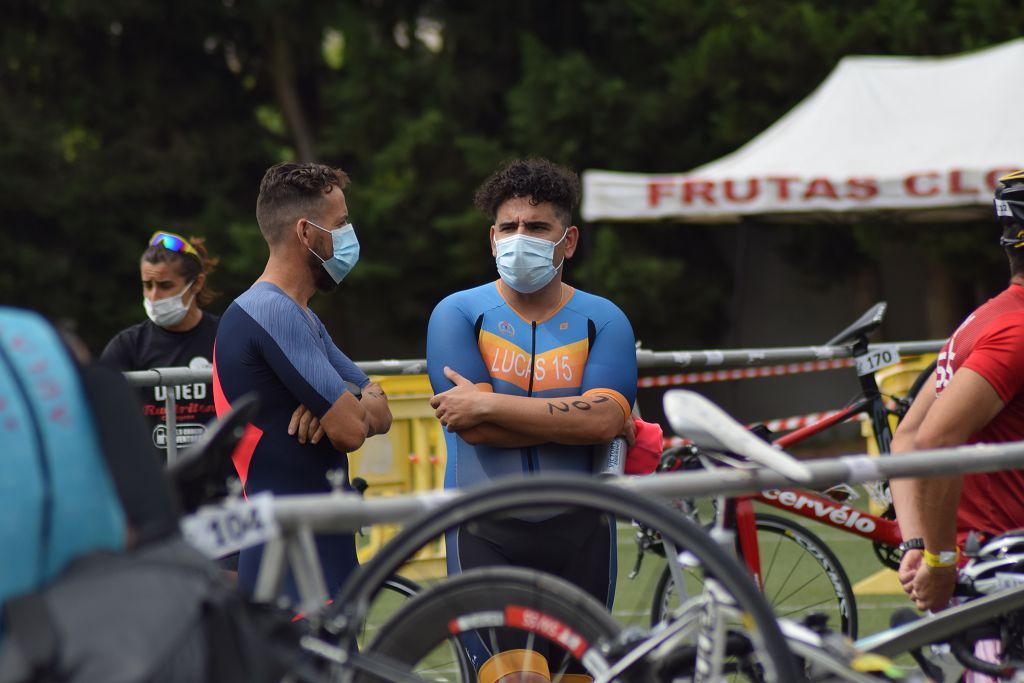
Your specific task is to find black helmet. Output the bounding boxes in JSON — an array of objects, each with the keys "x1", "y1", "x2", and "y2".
[{"x1": 996, "y1": 170, "x2": 1024, "y2": 248}]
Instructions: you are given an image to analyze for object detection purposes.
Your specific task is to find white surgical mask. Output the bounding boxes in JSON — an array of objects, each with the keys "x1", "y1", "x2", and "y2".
[
  {"x1": 494, "y1": 229, "x2": 568, "y2": 294},
  {"x1": 144, "y1": 281, "x2": 194, "y2": 328}
]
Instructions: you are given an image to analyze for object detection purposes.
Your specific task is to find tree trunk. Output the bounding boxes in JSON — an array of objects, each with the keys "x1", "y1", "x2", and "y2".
[{"x1": 269, "y1": 19, "x2": 316, "y2": 162}]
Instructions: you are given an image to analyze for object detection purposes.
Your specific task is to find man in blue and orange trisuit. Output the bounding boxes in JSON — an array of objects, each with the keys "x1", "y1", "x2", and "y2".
[
  {"x1": 214, "y1": 162, "x2": 391, "y2": 601},
  {"x1": 427, "y1": 158, "x2": 637, "y2": 682}
]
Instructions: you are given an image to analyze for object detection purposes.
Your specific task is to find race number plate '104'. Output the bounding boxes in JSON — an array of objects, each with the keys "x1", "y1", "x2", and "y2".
[
  {"x1": 855, "y1": 345, "x2": 901, "y2": 377},
  {"x1": 180, "y1": 492, "x2": 280, "y2": 559}
]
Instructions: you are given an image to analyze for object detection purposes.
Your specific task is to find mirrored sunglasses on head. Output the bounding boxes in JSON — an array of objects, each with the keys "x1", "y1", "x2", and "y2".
[{"x1": 149, "y1": 231, "x2": 201, "y2": 260}]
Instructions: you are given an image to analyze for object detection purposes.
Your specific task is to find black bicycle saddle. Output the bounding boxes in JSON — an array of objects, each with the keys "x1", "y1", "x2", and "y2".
[{"x1": 824, "y1": 302, "x2": 887, "y2": 347}]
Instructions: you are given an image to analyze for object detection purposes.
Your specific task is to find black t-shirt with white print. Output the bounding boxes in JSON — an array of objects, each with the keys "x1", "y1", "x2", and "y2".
[{"x1": 100, "y1": 312, "x2": 219, "y2": 463}]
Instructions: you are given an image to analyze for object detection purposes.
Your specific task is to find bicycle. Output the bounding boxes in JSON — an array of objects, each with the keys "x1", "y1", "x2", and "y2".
[
  {"x1": 330, "y1": 474, "x2": 803, "y2": 682},
  {"x1": 637, "y1": 303, "x2": 937, "y2": 638},
  {"x1": 176, "y1": 428, "x2": 801, "y2": 681},
  {"x1": 182, "y1": 391, "x2": 1024, "y2": 683},
  {"x1": 636, "y1": 391, "x2": 1024, "y2": 682},
  {"x1": 342, "y1": 458, "x2": 1024, "y2": 683}
]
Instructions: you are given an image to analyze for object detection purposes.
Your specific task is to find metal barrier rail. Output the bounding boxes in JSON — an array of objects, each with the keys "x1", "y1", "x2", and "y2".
[
  {"x1": 121, "y1": 339, "x2": 946, "y2": 388},
  {"x1": 122, "y1": 340, "x2": 946, "y2": 388},
  {"x1": 266, "y1": 440, "x2": 1024, "y2": 533},
  {"x1": 342, "y1": 339, "x2": 948, "y2": 375},
  {"x1": 634, "y1": 340, "x2": 943, "y2": 370},
  {"x1": 122, "y1": 338, "x2": 945, "y2": 462}
]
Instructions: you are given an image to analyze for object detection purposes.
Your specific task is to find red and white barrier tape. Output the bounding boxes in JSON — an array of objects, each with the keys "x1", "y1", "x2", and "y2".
[
  {"x1": 639, "y1": 358, "x2": 856, "y2": 388},
  {"x1": 661, "y1": 409, "x2": 862, "y2": 448}
]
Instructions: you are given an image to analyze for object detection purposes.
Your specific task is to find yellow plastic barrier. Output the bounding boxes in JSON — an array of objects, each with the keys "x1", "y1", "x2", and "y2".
[
  {"x1": 347, "y1": 374, "x2": 448, "y2": 579},
  {"x1": 860, "y1": 353, "x2": 937, "y2": 524},
  {"x1": 854, "y1": 355, "x2": 937, "y2": 596},
  {"x1": 860, "y1": 354, "x2": 937, "y2": 456}
]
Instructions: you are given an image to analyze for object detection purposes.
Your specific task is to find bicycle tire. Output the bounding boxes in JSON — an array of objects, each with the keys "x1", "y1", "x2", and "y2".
[
  {"x1": 328, "y1": 475, "x2": 801, "y2": 682},
  {"x1": 357, "y1": 576, "x2": 420, "y2": 645},
  {"x1": 355, "y1": 575, "x2": 475, "y2": 682},
  {"x1": 354, "y1": 566, "x2": 624, "y2": 682},
  {"x1": 651, "y1": 513, "x2": 858, "y2": 638}
]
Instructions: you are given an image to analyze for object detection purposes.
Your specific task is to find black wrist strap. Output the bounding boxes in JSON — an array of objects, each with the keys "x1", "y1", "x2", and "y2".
[{"x1": 898, "y1": 537, "x2": 925, "y2": 554}]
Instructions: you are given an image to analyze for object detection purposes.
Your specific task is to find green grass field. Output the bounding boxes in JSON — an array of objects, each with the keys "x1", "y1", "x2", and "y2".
[{"x1": 609, "y1": 499, "x2": 909, "y2": 638}]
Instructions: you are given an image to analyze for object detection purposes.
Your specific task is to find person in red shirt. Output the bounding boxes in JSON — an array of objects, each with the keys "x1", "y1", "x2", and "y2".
[{"x1": 892, "y1": 170, "x2": 1024, "y2": 612}]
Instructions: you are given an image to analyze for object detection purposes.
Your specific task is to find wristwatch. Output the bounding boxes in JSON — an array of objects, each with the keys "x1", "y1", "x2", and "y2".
[{"x1": 897, "y1": 538, "x2": 924, "y2": 557}]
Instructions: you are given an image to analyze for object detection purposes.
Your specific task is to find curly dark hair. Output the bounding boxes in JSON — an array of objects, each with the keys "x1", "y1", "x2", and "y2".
[
  {"x1": 256, "y1": 162, "x2": 350, "y2": 246},
  {"x1": 474, "y1": 158, "x2": 581, "y2": 226},
  {"x1": 141, "y1": 235, "x2": 220, "y2": 306}
]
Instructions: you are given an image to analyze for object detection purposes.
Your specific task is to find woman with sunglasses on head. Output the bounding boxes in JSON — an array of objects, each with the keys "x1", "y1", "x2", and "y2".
[{"x1": 100, "y1": 231, "x2": 220, "y2": 465}]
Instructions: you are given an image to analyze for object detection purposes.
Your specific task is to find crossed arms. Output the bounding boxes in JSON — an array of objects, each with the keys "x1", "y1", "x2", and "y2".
[
  {"x1": 429, "y1": 366, "x2": 632, "y2": 448},
  {"x1": 290, "y1": 381, "x2": 392, "y2": 452}
]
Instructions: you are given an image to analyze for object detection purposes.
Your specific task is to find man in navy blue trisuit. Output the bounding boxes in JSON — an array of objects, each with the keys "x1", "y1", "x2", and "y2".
[{"x1": 214, "y1": 162, "x2": 391, "y2": 600}]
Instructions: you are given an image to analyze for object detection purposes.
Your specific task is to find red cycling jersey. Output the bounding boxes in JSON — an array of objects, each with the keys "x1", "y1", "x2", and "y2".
[{"x1": 936, "y1": 284, "x2": 1024, "y2": 538}]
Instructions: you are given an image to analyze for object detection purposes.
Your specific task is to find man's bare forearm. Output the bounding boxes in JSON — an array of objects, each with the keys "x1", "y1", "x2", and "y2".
[
  {"x1": 457, "y1": 422, "x2": 542, "y2": 448},
  {"x1": 361, "y1": 382, "x2": 392, "y2": 436},
  {"x1": 478, "y1": 392, "x2": 626, "y2": 445}
]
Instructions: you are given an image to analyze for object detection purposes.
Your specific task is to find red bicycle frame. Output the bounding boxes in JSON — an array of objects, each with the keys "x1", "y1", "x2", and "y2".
[
  {"x1": 733, "y1": 491, "x2": 901, "y2": 588},
  {"x1": 729, "y1": 391, "x2": 904, "y2": 584}
]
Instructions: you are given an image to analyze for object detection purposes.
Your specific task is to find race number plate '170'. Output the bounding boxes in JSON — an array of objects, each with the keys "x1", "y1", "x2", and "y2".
[
  {"x1": 855, "y1": 345, "x2": 901, "y2": 377},
  {"x1": 180, "y1": 492, "x2": 280, "y2": 559}
]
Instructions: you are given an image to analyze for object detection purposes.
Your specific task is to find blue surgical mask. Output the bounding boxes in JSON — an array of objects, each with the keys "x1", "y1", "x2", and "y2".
[
  {"x1": 308, "y1": 221, "x2": 360, "y2": 284},
  {"x1": 494, "y1": 229, "x2": 568, "y2": 294}
]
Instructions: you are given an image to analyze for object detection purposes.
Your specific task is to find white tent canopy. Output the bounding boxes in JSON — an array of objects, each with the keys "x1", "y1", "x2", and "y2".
[{"x1": 582, "y1": 39, "x2": 1024, "y2": 223}]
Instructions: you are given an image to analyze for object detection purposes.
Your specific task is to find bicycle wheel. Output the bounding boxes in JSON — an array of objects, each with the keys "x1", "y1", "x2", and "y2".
[
  {"x1": 357, "y1": 575, "x2": 419, "y2": 647},
  {"x1": 652, "y1": 513, "x2": 858, "y2": 638},
  {"x1": 329, "y1": 475, "x2": 801, "y2": 682},
  {"x1": 354, "y1": 566, "x2": 624, "y2": 682},
  {"x1": 356, "y1": 575, "x2": 475, "y2": 682}
]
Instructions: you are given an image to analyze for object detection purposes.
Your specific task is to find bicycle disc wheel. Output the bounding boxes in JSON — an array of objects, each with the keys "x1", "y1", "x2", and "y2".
[
  {"x1": 357, "y1": 575, "x2": 419, "y2": 647},
  {"x1": 653, "y1": 514, "x2": 858, "y2": 638},
  {"x1": 356, "y1": 575, "x2": 475, "y2": 682},
  {"x1": 330, "y1": 475, "x2": 801, "y2": 682},
  {"x1": 354, "y1": 566, "x2": 624, "y2": 682}
]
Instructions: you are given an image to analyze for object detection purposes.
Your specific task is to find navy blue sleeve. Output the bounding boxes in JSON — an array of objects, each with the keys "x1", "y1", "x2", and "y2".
[
  {"x1": 315, "y1": 316, "x2": 371, "y2": 389},
  {"x1": 426, "y1": 293, "x2": 492, "y2": 394},
  {"x1": 234, "y1": 295, "x2": 352, "y2": 417}
]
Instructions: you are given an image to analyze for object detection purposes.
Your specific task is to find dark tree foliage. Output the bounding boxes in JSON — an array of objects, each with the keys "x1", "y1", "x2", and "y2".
[{"x1": 3, "y1": 0, "x2": 1023, "y2": 356}]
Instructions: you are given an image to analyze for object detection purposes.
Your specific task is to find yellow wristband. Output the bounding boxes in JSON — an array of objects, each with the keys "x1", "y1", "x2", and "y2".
[{"x1": 922, "y1": 548, "x2": 958, "y2": 568}]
